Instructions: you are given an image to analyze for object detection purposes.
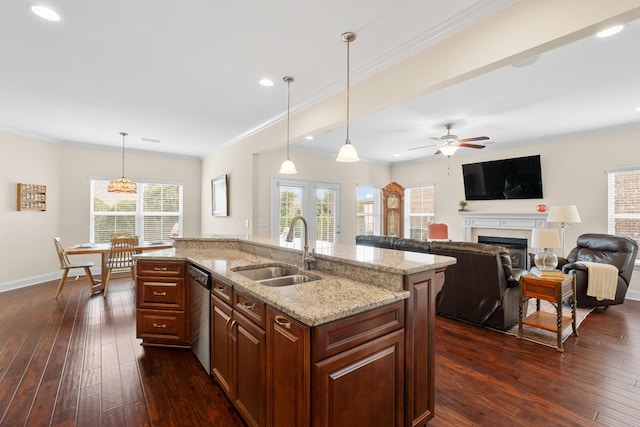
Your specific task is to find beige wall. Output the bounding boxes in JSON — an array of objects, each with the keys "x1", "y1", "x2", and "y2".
[
  {"x1": 0, "y1": 132, "x2": 202, "y2": 291},
  {"x1": 391, "y1": 126, "x2": 640, "y2": 297}
]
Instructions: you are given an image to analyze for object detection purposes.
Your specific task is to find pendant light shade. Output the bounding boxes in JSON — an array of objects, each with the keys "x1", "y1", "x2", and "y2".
[
  {"x1": 336, "y1": 31, "x2": 360, "y2": 163},
  {"x1": 279, "y1": 76, "x2": 298, "y2": 174},
  {"x1": 108, "y1": 132, "x2": 137, "y2": 193}
]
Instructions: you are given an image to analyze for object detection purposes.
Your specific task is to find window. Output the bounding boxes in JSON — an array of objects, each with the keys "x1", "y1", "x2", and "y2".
[
  {"x1": 356, "y1": 185, "x2": 381, "y2": 235},
  {"x1": 271, "y1": 178, "x2": 341, "y2": 243},
  {"x1": 91, "y1": 179, "x2": 183, "y2": 243},
  {"x1": 404, "y1": 185, "x2": 435, "y2": 240},
  {"x1": 607, "y1": 167, "x2": 640, "y2": 260}
]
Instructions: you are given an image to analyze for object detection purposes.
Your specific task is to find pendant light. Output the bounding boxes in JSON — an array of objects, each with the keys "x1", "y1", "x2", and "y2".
[
  {"x1": 336, "y1": 31, "x2": 360, "y2": 163},
  {"x1": 108, "y1": 132, "x2": 137, "y2": 193},
  {"x1": 279, "y1": 76, "x2": 298, "y2": 174}
]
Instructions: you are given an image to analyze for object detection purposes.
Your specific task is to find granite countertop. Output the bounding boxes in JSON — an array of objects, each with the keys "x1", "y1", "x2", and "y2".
[{"x1": 137, "y1": 237, "x2": 456, "y2": 327}]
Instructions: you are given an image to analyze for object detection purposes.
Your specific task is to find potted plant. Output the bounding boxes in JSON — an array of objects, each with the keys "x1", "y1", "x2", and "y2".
[{"x1": 458, "y1": 200, "x2": 468, "y2": 212}]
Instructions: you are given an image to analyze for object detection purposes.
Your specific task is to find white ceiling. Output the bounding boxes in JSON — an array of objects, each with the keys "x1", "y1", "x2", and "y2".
[{"x1": 1, "y1": 1, "x2": 639, "y2": 163}]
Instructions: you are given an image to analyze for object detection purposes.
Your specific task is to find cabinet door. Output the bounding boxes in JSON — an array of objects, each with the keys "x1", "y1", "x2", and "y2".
[
  {"x1": 313, "y1": 329, "x2": 404, "y2": 427},
  {"x1": 233, "y1": 311, "x2": 266, "y2": 427},
  {"x1": 211, "y1": 294, "x2": 234, "y2": 398},
  {"x1": 266, "y1": 308, "x2": 310, "y2": 427}
]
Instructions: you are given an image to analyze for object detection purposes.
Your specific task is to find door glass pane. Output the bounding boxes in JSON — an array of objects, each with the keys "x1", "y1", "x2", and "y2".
[
  {"x1": 279, "y1": 185, "x2": 303, "y2": 238},
  {"x1": 316, "y1": 188, "x2": 336, "y2": 243}
]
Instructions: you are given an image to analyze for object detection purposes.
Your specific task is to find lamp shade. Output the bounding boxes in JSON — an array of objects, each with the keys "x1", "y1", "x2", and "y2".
[
  {"x1": 531, "y1": 228, "x2": 561, "y2": 249},
  {"x1": 336, "y1": 141, "x2": 360, "y2": 162},
  {"x1": 278, "y1": 158, "x2": 298, "y2": 174},
  {"x1": 547, "y1": 205, "x2": 581, "y2": 224}
]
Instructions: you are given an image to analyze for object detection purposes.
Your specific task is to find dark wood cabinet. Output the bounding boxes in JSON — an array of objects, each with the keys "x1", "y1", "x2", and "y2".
[
  {"x1": 212, "y1": 285, "x2": 266, "y2": 427},
  {"x1": 214, "y1": 272, "x2": 435, "y2": 427},
  {"x1": 404, "y1": 269, "x2": 440, "y2": 426},
  {"x1": 313, "y1": 329, "x2": 405, "y2": 427},
  {"x1": 266, "y1": 308, "x2": 311, "y2": 427},
  {"x1": 136, "y1": 260, "x2": 189, "y2": 347}
]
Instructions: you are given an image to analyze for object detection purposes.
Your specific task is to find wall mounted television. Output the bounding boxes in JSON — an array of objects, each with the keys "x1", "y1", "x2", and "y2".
[{"x1": 461, "y1": 155, "x2": 543, "y2": 200}]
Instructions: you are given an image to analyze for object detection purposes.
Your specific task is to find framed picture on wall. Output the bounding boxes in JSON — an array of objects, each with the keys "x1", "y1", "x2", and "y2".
[{"x1": 212, "y1": 174, "x2": 229, "y2": 216}]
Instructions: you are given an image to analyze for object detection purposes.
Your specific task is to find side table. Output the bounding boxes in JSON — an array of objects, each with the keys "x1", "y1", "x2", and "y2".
[{"x1": 518, "y1": 273, "x2": 577, "y2": 352}]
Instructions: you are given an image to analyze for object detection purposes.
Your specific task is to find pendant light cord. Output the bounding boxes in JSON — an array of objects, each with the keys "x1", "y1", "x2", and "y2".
[
  {"x1": 286, "y1": 79, "x2": 291, "y2": 159},
  {"x1": 345, "y1": 37, "x2": 350, "y2": 143},
  {"x1": 120, "y1": 132, "x2": 127, "y2": 177}
]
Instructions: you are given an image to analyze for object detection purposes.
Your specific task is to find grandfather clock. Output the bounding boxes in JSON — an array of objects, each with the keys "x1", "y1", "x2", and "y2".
[{"x1": 382, "y1": 181, "x2": 404, "y2": 237}]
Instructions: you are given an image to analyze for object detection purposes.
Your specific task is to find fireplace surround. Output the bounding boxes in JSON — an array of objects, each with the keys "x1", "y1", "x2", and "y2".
[{"x1": 478, "y1": 235, "x2": 529, "y2": 269}]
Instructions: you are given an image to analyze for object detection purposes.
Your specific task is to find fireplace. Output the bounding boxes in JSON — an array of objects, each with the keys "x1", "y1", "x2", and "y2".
[{"x1": 478, "y1": 236, "x2": 529, "y2": 270}]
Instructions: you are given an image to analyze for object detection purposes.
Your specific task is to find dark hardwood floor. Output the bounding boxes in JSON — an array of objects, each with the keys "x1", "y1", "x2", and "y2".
[{"x1": 1, "y1": 276, "x2": 639, "y2": 426}]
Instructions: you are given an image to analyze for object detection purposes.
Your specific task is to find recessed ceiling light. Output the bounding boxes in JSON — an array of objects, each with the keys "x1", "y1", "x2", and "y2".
[
  {"x1": 393, "y1": 154, "x2": 401, "y2": 157},
  {"x1": 635, "y1": 106, "x2": 640, "y2": 112},
  {"x1": 30, "y1": 4, "x2": 61, "y2": 22},
  {"x1": 305, "y1": 135, "x2": 314, "y2": 140},
  {"x1": 596, "y1": 24, "x2": 625, "y2": 38},
  {"x1": 259, "y1": 78, "x2": 274, "y2": 87}
]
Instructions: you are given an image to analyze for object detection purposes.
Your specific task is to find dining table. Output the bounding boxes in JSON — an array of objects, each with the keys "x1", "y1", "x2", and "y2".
[{"x1": 66, "y1": 241, "x2": 174, "y2": 280}]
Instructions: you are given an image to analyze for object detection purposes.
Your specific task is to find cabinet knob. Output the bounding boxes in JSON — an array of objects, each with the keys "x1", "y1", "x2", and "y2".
[{"x1": 274, "y1": 315, "x2": 291, "y2": 329}]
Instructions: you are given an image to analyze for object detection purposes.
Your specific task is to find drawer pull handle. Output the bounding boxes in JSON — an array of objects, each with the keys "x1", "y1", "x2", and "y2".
[
  {"x1": 153, "y1": 323, "x2": 167, "y2": 329},
  {"x1": 274, "y1": 315, "x2": 291, "y2": 329},
  {"x1": 242, "y1": 302, "x2": 256, "y2": 311},
  {"x1": 216, "y1": 286, "x2": 227, "y2": 294},
  {"x1": 154, "y1": 267, "x2": 168, "y2": 271},
  {"x1": 229, "y1": 320, "x2": 237, "y2": 341},
  {"x1": 153, "y1": 291, "x2": 167, "y2": 296}
]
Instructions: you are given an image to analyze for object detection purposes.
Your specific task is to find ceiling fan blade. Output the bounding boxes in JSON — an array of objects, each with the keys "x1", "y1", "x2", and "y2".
[
  {"x1": 429, "y1": 137, "x2": 440, "y2": 141},
  {"x1": 458, "y1": 143, "x2": 486, "y2": 149},
  {"x1": 434, "y1": 149, "x2": 443, "y2": 155},
  {"x1": 458, "y1": 136, "x2": 489, "y2": 143},
  {"x1": 407, "y1": 144, "x2": 436, "y2": 151}
]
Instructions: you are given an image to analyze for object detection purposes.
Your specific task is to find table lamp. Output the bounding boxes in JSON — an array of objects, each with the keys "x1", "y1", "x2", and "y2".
[
  {"x1": 530, "y1": 228, "x2": 561, "y2": 270},
  {"x1": 547, "y1": 205, "x2": 582, "y2": 256}
]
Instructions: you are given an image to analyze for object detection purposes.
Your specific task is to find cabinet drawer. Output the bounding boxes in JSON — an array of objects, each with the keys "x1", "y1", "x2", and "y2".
[
  {"x1": 212, "y1": 280, "x2": 233, "y2": 305},
  {"x1": 313, "y1": 301, "x2": 404, "y2": 362},
  {"x1": 137, "y1": 278, "x2": 184, "y2": 309},
  {"x1": 137, "y1": 309, "x2": 186, "y2": 344},
  {"x1": 137, "y1": 260, "x2": 185, "y2": 277},
  {"x1": 234, "y1": 290, "x2": 266, "y2": 328}
]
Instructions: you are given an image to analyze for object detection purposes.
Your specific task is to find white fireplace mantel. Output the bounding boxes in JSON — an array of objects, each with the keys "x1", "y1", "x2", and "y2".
[{"x1": 459, "y1": 212, "x2": 548, "y2": 242}]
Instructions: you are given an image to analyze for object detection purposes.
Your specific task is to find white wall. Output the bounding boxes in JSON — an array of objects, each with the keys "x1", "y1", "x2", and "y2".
[{"x1": 0, "y1": 132, "x2": 202, "y2": 291}]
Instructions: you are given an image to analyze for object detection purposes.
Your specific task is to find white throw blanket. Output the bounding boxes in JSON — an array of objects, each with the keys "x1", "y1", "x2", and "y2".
[{"x1": 577, "y1": 261, "x2": 619, "y2": 301}]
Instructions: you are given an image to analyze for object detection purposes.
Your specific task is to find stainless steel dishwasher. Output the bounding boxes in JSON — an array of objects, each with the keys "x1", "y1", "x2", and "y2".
[{"x1": 188, "y1": 264, "x2": 211, "y2": 374}]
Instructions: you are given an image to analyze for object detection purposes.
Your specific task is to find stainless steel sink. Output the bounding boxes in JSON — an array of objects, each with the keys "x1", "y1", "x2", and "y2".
[{"x1": 233, "y1": 265, "x2": 319, "y2": 287}]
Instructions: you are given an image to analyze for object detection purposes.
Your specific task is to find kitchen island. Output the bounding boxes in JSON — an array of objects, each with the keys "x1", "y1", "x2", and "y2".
[{"x1": 135, "y1": 236, "x2": 456, "y2": 427}]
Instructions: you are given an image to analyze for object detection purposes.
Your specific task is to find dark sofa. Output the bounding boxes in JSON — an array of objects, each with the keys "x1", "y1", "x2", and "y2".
[{"x1": 356, "y1": 235, "x2": 526, "y2": 330}]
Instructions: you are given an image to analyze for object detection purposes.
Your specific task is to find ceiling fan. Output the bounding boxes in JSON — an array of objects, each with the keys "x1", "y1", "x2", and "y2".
[{"x1": 408, "y1": 123, "x2": 490, "y2": 156}]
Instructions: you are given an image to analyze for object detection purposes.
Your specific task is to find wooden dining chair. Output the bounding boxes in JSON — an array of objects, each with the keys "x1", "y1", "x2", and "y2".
[
  {"x1": 103, "y1": 237, "x2": 137, "y2": 297},
  {"x1": 53, "y1": 237, "x2": 99, "y2": 298}
]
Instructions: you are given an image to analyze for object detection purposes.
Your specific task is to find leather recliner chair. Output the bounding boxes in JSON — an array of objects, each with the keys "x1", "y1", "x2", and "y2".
[{"x1": 562, "y1": 233, "x2": 638, "y2": 308}]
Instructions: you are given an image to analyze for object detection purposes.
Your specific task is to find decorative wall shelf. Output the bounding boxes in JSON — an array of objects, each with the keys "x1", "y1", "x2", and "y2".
[{"x1": 17, "y1": 183, "x2": 47, "y2": 211}]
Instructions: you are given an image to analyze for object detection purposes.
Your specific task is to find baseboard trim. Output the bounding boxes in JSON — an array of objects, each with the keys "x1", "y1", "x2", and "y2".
[{"x1": 0, "y1": 267, "x2": 101, "y2": 293}]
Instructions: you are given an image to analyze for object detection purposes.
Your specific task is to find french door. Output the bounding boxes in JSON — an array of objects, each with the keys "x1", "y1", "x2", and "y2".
[{"x1": 270, "y1": 178, "x2": 342, "y2": 244}]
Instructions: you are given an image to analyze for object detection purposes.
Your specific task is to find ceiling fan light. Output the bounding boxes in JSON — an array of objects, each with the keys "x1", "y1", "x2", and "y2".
[
  {"x1": 279, "y1": 158, "x2": 298, "y2": 174},
  {"x1": 336, "y1": 140, "x2": 360, "y2": 162},
  {"x1": 439, "y1": 145, "x2": 459, "y2": 157}
]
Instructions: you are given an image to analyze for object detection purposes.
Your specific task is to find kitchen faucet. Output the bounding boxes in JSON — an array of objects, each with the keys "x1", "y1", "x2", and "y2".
[{"x1": 285, "y1": 215, "x2": 315, "y2": 270}]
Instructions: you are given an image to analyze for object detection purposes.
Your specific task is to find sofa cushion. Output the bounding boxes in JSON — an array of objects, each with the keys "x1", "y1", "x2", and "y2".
[
  {"x1": 393, "y1": 238, "x2": 432, "y2": 253},
  {"x1": 355, "y1": 235, "x2": 399, "y2": 249}
]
